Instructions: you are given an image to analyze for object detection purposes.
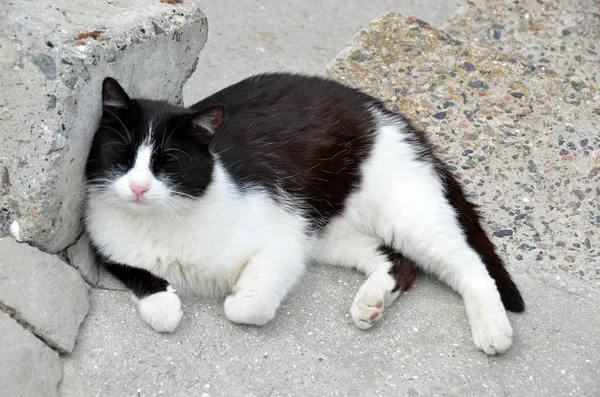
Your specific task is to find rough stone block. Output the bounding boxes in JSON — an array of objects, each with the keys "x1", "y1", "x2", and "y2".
[
  {"x1": 443, "y1": 0, "x2": 600, "y2": 85},
  {"x1": 325, "y1": 13, "x2": 599, "y2": 293},
  {"x1": 0, "y1": 0, "x2": 207, "y2": 253},
  {"x1": 67, "y1": 233, "x2": 99, "y2": 285},
  {"x1": 0, "y1": 311, "x2": 62, "y2": 397},
  {"x1": 0, "y1": 238, "x2": 90, "y2": 353}
]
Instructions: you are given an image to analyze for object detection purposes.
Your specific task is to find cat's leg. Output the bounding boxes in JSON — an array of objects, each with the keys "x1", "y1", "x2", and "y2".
[
  {"x1": 223, "y1": 241, "x2": 306, "y2": 326},
  {"x1": 384, "y1": 206, "x2": 513, "y2": 355},
  {"x1": 317, "y1": 233, "x2": 417, "y2": 328},
  {"x1": 103, "y1": 262, "x2": 183, "y2": 333}
]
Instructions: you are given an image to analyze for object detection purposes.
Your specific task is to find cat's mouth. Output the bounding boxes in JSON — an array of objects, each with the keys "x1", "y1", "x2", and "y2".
[{"x1": 126, "y1": 198, "x2": 153, "y2": 211}]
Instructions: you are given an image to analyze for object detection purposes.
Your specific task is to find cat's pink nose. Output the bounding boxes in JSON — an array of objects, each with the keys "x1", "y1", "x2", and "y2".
[{"x1": 130, "y1": 184, "x2": 149, "y2": 200}]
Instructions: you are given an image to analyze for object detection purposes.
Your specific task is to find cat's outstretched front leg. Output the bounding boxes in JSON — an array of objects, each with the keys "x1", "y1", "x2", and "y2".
[
  {"x1": 104, "y1": 263, "x2": 183, "y2": 333},
  {"x1": 224, "y1": 242, "x2": 306, "y2": 326}
]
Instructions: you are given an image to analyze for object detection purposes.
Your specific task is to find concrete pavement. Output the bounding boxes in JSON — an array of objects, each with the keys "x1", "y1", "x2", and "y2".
[{"x1": 60, "y1": 268, "x2": 599, "y2": 396}]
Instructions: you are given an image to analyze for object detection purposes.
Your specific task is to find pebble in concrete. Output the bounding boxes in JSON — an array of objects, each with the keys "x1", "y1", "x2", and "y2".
[
  {"x1": 0, "y1": 238, "x2": 90, "y2": 353},
  {"x1": 0, "y1": 311, "x2": 62, "y2": 397},
  {"x1": 0, "y1": 0, "x2": 208, "y2": 253}
]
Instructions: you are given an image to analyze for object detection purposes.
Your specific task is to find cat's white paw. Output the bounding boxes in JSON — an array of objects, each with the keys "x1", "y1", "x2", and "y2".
[
  {"x1": 351, "y1": 270, "x2": 399, "y2": 329},
  {"x1": 470, "y1": 309, "x2": 513, "y2": 355},
  {"x1": 138, "y1": 289, "x2": 183, "y2": 333},
  {"x1": 224, "y1": 293, "x2": 276, "y2": 326},
  {"x1": 465, "y1": 289, "x2": 513, "y2": 355}
]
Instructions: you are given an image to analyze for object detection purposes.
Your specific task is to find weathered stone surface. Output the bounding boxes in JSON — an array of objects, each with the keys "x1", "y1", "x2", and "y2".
[
  {"x1": 0, "y1": 0, "x2": 207, "y2": 252},
  {"x1": 0, "y1": 238, "x2": 90, "y2": 353},
  {"x1": 0, "y1": 311, "x2": 62, "y2": 397},
  {"x1": 325, "y1": 13, "x2": 600, "y2": 295},
  {"x1": 67, "y1": 233, "x2": 99, "y2": 285},
  {"x1": 0, "y1": 165, "x2": 9, "y2": 237},
  {"x1": 443, "y1": 0, "x2": 600, "y2": 85}
]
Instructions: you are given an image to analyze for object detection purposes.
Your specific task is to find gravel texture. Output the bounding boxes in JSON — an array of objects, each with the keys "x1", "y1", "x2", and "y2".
[{"x1": 443, "y1": 0, "x2": 600, "y2": 86}]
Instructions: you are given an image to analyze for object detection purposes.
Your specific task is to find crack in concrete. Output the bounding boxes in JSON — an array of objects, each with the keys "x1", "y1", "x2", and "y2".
[{"x1": 0, "y1": 299, "x2": 61, "y2": 354}]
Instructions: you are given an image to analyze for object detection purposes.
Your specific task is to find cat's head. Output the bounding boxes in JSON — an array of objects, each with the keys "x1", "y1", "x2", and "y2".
[{"x1": 85, "y1": 78, "x2": 224, "y2": 211}]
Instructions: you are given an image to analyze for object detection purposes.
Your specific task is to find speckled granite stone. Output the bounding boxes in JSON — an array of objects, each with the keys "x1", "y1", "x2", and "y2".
[
  {"x1": 325, "y1": 13, "x2": 599, "y2": 296},
  {"x1": 443, "y1": 0, "x2": 599, "y2": 87}
]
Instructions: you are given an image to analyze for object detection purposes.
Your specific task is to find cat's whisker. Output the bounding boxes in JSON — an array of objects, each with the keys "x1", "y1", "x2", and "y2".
[
  {"x1": 102, "y1": 108, "x2": 132, "y2": 144},
  {"x1": 171, "y1": 190, "x2": 196, "y2": 200},
  {"x1": 160, "y1": 123, "x2": 168, "y2": 149},
  {"x1": 166, "y1": 153, "x2": 183, "y2": 171},
  {"x1": 160, "y1": 200, "x2": 186, "y2": 228},
  {"x1": 165, "y1": 148, "x2": 192, "y2": 162},
  {"x1": 100, "y1": 141, "x2": 128, "y2": 150},
  {"x1": 163, "y1": 124, "x2": 182, "y2": 150},
  {"x1": 164, "y1": 195, "x2": 196, "y2": 215},
  {"x1": 100, "y1": 125, "x2": 131, "y2": 146}
]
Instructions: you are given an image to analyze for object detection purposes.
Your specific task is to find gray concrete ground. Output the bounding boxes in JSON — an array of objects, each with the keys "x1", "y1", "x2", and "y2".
[
  {"x1": 59, "y1": 1, "x2": 600, "y2": 396},
  {"x1": 60, "y1": 270, "x2": 599, "y2": 396},
  {"x1": 183, "y1": 0, "x2": 464, "y2": 104}
]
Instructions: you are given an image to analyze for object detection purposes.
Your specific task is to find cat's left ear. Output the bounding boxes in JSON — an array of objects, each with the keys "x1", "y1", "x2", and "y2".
[
  {"x1": 102, "y1": 77, "x2": 131, "y2": 109},
  {"x1": 188, "y1": 105, "x2": 225, "y2": 139}
]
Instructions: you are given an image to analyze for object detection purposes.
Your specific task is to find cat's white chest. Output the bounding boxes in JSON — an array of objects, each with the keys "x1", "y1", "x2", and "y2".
[
  {"x1": 88, "y1": 201, "x2": 250, "y2": 296},
  {"x1": 86, "y1": 172, "x2": 303, "y2": 297}
]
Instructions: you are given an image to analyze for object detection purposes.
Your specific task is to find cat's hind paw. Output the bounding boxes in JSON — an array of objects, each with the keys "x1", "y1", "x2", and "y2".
[
  {"x1": 465, "y1": 288, "x2": 514, "y2": 355},
  {"x1": 470, "y1": 309, "x2": 513, "y2": 355},
  {"x1": 138, "y1": 287, "x2": 183, "y2": 333},
  {"x1": 351, "y1": 268, "x2": 400, "y2": 329}
]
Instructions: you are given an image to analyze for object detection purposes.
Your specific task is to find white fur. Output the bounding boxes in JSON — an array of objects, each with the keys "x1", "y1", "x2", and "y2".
[
  {"x1": 86, "y1": 109, "x2": 513, "y2": 354},
  {"x1": 138, "y1": 286, "x2": 183, "y2": 333},
  {"x1": 318, "y1": 111, "x2": 513, "y2": 354}
]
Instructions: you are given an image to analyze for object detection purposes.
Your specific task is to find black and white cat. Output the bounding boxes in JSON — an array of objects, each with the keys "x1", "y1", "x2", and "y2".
[{"x1": 85, "y1": 73, "x2": 524, "y2": 355}]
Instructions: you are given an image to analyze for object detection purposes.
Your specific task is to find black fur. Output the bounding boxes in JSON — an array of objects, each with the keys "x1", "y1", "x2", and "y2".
[
  {"x1": 191, "y1": 73, "x2": 377, "y2": 226},
  {"x1": 90, "y1": 244, "x2": 169, "y2": 298}
]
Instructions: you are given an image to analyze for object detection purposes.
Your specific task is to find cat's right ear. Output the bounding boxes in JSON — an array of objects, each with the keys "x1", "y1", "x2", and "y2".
[
  {"x1": 188, "y1": 105, "x2": 225, "y2": 141},
  {"x1": 102, "y1": 77, "x2": 131, "y2": 110}
]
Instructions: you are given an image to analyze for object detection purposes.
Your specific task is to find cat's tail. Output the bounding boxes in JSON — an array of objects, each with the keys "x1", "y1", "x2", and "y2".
[{"x1": 437, "y1": 164, "x2": 525, "y2": 313}]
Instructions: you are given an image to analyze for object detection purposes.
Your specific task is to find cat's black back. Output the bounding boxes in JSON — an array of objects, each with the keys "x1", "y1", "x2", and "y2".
[{"x1": 191, "y1": 73, "x2": 380, "y2": 225}]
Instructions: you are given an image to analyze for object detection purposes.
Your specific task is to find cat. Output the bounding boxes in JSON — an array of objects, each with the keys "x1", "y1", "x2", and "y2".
[{"x1": 85, "y1": 73, "x2": 524, "y2": 355}]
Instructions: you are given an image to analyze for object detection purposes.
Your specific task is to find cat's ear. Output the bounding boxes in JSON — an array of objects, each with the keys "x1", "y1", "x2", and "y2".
[
  {"x1": 188, "y1": 105, "x2": 225, "y2": 139},
  {"x1": 102, "y1": 77, "x2": 131, "y2": 109}
]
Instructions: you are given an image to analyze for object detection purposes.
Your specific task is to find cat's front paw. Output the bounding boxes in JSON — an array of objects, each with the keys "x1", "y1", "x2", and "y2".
[
  {"x1": 224, "y1": 293, "x2": 276, "y2": 326},
  {"x1": 138, "y1": 287, "x2": 183, "y2": 333}
]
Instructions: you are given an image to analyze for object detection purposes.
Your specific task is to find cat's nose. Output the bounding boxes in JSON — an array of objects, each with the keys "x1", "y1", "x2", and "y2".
[{"x1": 130, "y1": 184, "x2": 149, "y2": 200}]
